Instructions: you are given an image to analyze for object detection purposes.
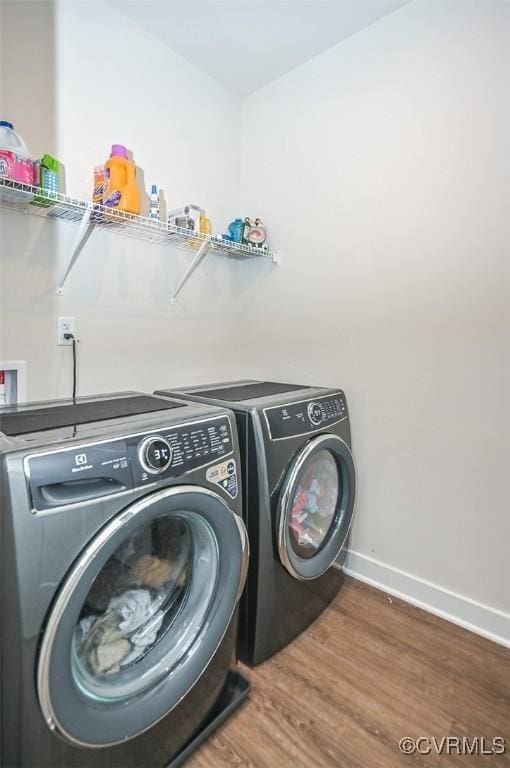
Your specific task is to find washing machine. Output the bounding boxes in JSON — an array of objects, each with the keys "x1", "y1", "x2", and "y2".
[
  {"x1": 154, "y1": 381, "x2": 356, "y2": 666},
  {"x1": 0, "y1": 391, "x2": 249, "y2": 768}
]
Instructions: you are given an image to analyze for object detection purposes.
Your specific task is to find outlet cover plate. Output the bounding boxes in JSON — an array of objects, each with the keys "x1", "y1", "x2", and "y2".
[{"x1": 57, "y1": 317, "x2": 76, "y2": 345}]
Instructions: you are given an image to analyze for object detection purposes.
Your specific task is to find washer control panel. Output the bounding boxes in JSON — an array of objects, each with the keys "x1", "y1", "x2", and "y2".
[
  {"x1": 130, "y1": 415, "x2": 234, "y2": 487},
  {"x1": 26, "y1": 415, "x2": 235, "y2": 511},
  {"x1": 264, "y1": 393, "x2": 347, "y2": 440}
]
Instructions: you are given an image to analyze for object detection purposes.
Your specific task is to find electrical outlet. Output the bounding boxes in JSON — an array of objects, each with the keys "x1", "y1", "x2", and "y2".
[{"x1": 57, "y1": 317, "x2": 76, "y2": 346}]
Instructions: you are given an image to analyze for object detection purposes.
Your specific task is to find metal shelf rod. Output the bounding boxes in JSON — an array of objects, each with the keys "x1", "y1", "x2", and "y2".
[
  {"x1": 56, "y1": 207, "x2": 94, "y2": 295},
  {"x1": 170, "y1": 239, "x2": 212, "y2": 304}
]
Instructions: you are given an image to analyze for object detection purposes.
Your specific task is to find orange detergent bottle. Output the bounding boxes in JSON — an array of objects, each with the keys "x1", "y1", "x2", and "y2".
[{"x1": 103, "y1": 144, "x2": 141, "y2": 215}]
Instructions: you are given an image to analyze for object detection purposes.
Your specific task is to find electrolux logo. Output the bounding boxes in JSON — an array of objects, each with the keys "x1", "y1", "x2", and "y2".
[{"x1": 75, "y1": 453, "x2": 88, "y2": 466}]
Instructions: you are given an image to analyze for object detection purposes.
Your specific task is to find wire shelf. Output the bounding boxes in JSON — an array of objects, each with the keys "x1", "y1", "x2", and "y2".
[{"x1": 0, "y1": 177, "x2": 277, "y2": 259}]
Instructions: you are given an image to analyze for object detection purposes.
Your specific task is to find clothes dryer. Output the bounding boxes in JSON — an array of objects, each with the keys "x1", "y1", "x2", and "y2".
[{"x1": 155, "y1": 381, "x2": 356, "y2": 666}]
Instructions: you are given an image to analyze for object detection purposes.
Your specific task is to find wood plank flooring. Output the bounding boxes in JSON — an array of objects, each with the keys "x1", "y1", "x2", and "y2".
[{"x1": 189, "y1": 577, "x2": 510, "y2": 767}]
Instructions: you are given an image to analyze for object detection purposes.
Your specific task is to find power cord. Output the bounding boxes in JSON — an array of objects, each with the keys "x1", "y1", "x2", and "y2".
[{"x1": 63, "y1": 333, "x2": 78, "y2": 402}]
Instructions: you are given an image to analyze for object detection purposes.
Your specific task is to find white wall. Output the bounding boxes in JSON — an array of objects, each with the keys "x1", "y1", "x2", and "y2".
[
  {"x1": 0, "y1": 0, "x2": 253, "y2": 401},
  {"x1": 240, "y1": 1, "x2": 510, "y2": 621}
]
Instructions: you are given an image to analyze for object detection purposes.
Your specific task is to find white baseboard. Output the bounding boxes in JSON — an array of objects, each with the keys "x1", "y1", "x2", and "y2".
[{"x1": 342, "y1": 550, "x2": 510, "y2": 649}]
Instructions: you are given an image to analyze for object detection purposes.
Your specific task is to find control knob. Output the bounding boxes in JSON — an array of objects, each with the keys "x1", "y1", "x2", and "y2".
[
  {"x1": 307, "y1": 401, "x2": 323, "y2": 426},
  {"x1": 138, "y1": 436, "x2": 172, "y2": 474}
]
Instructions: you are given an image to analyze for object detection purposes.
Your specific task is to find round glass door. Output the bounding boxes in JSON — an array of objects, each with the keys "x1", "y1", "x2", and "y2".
[
  {"x1": 37, "y1": 486, "x2": 248, "y2": 748},
  {"x1": 72, "y1": 511, "x2": 217, "y2": 702},
  {"x1": 278, "y1": 435, "x2": 356, "y2": 580}
]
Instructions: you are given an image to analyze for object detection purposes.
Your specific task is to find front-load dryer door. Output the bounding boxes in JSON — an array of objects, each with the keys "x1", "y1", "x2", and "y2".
[
  {"x1": 277, "y1": 435, "x2": 356, "y2": 580},
  {"x1": 37, "y1": 486, "x2": 248, "y2": 748}
]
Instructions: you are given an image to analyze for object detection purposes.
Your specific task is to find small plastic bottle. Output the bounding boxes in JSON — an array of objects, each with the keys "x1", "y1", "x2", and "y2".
[
  {"x1": 150, "y1": 184, "x2": 160, "y2": 221},
  {"x1": 93, "y1": 166, "x2": 104, "y2": 204}
]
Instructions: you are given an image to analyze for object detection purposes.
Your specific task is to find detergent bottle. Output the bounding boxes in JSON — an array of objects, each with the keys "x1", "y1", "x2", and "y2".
[
  {"x1": 103, "y1": 145, "x2": 141, "y2": 215},
  {"x1": 93, "y1": 165, "x2": 104, "y2": 204},
  {"x1": 0, "y1": 121, "x2": 35, "y2": 202},
  {"x1": 0, "y1": 121, "x2": 34, "y2": 185}
]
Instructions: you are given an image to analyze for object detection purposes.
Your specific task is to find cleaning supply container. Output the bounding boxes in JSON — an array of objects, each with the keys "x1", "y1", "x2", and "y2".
[
  {"x1": 149, "y1": 184, "x2": 160, "y2": 220},
  {"x1": 0, "y1": 121, "x2": 34, "y2": 200},
  {"x1": 93, "y1": 165, "x2": 104, "y2": 204},
  {"x1": 200, "y1": 213, "x2": 212, "y2": 236},
  {"x1": 33, "y1": 154, "x2": 61, "y2": 207},
  {"x1": 36, "y1": 154, "x2": 60, "y2": 194},
  {"x1": 103, "y1": 144, "x2": 141, "y2": 215},
  {"x1": 223, "y1": 218, "x2": 244, "y2": 243}
]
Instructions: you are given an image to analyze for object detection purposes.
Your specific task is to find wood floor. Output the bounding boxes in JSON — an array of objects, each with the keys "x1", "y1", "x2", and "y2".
[{"x1": 189, "y1": 577, "x2": 510, "y2": 767}]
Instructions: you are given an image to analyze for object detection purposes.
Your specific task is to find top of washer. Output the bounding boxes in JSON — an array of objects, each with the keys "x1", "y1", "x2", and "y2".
[
  {"x1": 0, "y1": 394, "x2": 179, "y2": 437},
  {"x1": 0, "y1": 391, "x2": 216, "y2": 452}
]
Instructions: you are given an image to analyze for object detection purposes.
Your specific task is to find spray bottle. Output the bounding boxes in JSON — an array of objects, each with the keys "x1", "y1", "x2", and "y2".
[{"x1": 150, "y1": 184, "x2": 160, "y2": 221}]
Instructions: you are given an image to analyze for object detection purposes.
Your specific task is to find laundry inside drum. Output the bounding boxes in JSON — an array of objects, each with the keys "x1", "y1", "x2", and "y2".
[
  {"x1": 288, "y1": 450, "x2": 341, "y2": 558},
  {"x1": 71, "y1": 511, "x2": 219, "y2": 702}
]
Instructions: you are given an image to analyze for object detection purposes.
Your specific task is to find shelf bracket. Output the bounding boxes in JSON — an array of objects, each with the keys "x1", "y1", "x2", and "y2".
[
  {"x1": 56, "y1": 207, "x2": 94, "y2": 294},
  {"x1": 170, "y1": 239, "x2": 212, "y2": 304}
]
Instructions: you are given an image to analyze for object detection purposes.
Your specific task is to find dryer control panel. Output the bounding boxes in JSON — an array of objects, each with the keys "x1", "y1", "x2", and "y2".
[
  {"x1": 264, "y1": 393, "x2": 347, "y2": 440},
  {"x1": 26, "y1": 415, "x2": 234, "y2": 511}
]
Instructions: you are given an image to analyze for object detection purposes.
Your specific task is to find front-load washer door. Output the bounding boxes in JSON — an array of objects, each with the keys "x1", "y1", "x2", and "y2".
[
  {"x1": 37, "y1": 486, "x2": 248, "y2": 748},
  {"x1": 277, "y1": 435, "x2": 356, "y2": 580}
]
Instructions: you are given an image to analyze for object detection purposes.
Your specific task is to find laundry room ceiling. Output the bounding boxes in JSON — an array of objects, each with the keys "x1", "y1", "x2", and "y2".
[{"x1": 110, "y1": 1, "x2": 410, "y2": 96}]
